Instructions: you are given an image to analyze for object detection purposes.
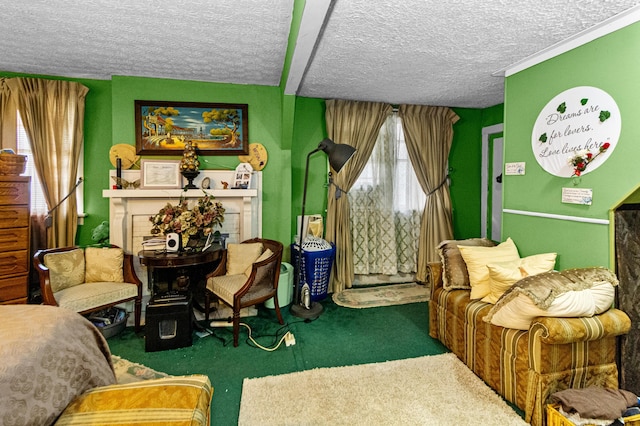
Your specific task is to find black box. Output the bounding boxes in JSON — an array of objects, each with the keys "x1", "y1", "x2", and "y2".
[{"x1": 145, "y1": 293, "x2": 193, "y2": 352}]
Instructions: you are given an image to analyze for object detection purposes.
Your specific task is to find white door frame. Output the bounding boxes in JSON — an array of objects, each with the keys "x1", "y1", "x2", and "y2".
[{"x1": 481, "y1": 124, "x2": 504, "y2": 239}]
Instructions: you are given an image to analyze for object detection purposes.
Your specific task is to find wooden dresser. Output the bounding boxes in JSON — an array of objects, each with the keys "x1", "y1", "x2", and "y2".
[{"x1": 0, "y1": 175, "x2": 30, "y2": 304}]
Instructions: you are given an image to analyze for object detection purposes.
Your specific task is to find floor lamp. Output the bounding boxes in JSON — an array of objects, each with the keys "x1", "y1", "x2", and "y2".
[{"x1": 291, "y1": 138, "x2": 356, "y2": 319}]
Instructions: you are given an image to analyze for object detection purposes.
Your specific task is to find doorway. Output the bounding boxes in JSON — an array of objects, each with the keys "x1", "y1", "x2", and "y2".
[
  {"x1": 491, "y1": 137, "x2": 503, "y2": 241},
  {"x1": 481, "y1": 124, "x2": 504, "y2": 240}
]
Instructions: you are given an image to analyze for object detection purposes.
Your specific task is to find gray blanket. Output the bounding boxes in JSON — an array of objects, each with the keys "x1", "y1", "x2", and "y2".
[
  {"x1": 550, "y1": 387, "x2": 638, "y2": 420},
  {"x1": 0, "y1": 305, "x2": 116, "y2": 425}
]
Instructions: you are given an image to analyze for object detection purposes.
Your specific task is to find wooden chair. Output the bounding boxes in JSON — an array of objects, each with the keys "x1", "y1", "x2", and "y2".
[
  {"x1": 33, "y1": 245, "x2": 143, "y2": 331},
  {"x1": 204, "y1": 238, "x2": 284, "y2": 346}
]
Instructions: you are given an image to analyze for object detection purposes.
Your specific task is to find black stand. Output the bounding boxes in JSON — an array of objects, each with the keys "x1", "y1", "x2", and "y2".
[
  {"x1": 181, "y1": 170, "x2": 200, "y2": 189},
  {"x1": 290, "y1": 148, "x2": 324, "y2": 320}
]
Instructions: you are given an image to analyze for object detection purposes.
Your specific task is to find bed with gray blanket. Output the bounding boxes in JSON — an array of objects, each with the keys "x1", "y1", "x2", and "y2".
[{"x1": 0, "y1": 304, "x2": 116, "y2": 425}]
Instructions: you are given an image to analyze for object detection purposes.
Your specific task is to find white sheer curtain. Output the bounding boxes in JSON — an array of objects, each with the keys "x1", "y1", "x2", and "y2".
[{"x1": 349, "y1": 112, "x2": 425, "y2": 276}]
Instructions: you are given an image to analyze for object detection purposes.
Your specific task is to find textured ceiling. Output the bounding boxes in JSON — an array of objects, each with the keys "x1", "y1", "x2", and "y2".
[{"x1": 1, "y1": 0, "x2": 639, "y2": 108}]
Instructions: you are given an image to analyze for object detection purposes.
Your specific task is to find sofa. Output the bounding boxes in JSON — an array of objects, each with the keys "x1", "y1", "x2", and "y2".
[
  {"x1": 427, "y1": 238, "x2": 631, "y2": 426},
  {"x1": 33, "y1": 245, "x2": 143, "y2": 331},
  {"x1": 0, "y1": 304, "x2": 212, "y2": 425}
]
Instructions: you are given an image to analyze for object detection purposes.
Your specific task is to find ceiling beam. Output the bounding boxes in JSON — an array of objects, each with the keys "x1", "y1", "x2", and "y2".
[{"x1": 285, "y1": 0, "x2": 334, "y2": 95}]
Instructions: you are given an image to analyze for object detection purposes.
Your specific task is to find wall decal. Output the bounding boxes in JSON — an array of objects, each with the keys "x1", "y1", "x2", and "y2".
[
  {"x1": 531, "y1": 86, "x2": 620, "y2": 178},
  {"x1": 562, "y1": 187, "x2": 593, "y2": 205},
  {"x1": 505, "y1": 162, "x2": 525, "y2": 175}
]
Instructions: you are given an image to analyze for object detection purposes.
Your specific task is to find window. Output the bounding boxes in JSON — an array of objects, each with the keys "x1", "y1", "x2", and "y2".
[
  {"x1": 16, "y1": 115, "x2": 47, "y2": 215},
  {"x1": 15, "y1": 113, "x2": 84, "y2": 216},
  {"x1": 349, "y1": 112, "x2": 424, "y2": 276},
  {"x1": 353, "y1": 113, "x2": 425, "y2": 213}
]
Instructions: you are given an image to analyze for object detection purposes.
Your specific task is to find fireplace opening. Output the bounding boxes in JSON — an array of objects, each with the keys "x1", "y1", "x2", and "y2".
[{"x1": 613, "y1": 202, "x2": 640, "y2": 395}]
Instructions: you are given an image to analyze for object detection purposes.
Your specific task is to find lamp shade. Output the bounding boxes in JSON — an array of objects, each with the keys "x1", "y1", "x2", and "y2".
[{"x1": 317, "y1": 138, "x2": 356, "y2": 173}]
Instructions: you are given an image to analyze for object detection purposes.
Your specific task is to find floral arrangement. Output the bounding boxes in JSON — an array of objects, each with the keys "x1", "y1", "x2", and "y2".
[
  {"x1": 568, "y1": 142, "x2": 610, "y2": 177},
  {"x1": 149, "y1": 195, "x2": 224, "y2": 246}
]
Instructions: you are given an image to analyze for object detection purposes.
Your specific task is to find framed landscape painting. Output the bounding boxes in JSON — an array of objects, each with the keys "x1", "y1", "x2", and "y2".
[{"x1": 135, "y1": 100, "x2": 249, "y2": 155}]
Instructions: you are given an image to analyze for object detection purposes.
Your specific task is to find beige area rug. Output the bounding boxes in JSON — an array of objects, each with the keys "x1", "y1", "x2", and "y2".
[
  {"x1": 239, "y1": 353, "x2": 526, "y2": 425},
  {"x1": 332, "y1": 282, "x2": 429, "y2": 308},
  {"x1": 111, "y1": 355, "x2": 170, "y2": 384}
]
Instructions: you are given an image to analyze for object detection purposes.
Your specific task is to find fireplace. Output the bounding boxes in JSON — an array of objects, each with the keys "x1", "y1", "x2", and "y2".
[
  {"x1": 103, "y1": 169, "x2": 262, "y2": 291},
  {"x1": 613, "y1": 200, "x2": 640, "y2": 395}
]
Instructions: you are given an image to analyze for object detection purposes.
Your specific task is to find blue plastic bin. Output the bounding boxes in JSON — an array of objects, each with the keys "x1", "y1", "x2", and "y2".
[{"x1": 291, "y1": 242, "x2": 335, "y2": 302}]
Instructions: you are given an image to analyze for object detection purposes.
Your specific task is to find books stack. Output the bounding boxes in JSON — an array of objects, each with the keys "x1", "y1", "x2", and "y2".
[{"x1": 142, "y1": 237, "x2": 166, "y2": 251}]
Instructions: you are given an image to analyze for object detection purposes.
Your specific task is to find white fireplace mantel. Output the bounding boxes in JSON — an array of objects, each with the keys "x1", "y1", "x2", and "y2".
[{"x1": 103, "y1": 170, "x2": 262, "y2": 254}]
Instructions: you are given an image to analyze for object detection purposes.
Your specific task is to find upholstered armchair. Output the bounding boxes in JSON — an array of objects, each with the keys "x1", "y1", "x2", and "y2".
[
  {"x1": 204, "y1": 238, "x2": 284, "y2": 346},
  {"x1": 33, "y1": 245, "x2": 143, "y2": 331}
]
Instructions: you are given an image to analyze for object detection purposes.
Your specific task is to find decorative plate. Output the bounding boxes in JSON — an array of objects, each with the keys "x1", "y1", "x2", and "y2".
[
  {"x1": 109, "y1": 144, "x2": 140, "y2": 169},
  {"x1": 238, "y1": 143, "x2": 267, "y2": 171}
]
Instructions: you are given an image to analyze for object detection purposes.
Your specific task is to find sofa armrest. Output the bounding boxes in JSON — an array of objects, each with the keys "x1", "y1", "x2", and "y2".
[
  {"x1": 426, "y1": 262, "x2": 443, "y2": 293},
  {"x1": 529, "y1": 308, "x2": 631, "y2": 345},
  {"x1": 55, "y1": 375, "x2": 212, "y2": 426}
]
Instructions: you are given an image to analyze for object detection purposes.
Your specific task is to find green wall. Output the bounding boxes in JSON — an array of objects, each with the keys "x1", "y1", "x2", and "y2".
[
  {"x1": 290, "y1": 96, "x2": 330, "y2": 239},
  {"x1": 110, "y1": 76, "x2": 291, "y2": 247},
  {"x1": 503, "y1": 22, "x2": 640, "y2": 269},
  {"x1": 2, "y1": 75, "x2": 494, "y2": 252},
  {"x1": 287, "y1": 101, "x2": 501, "y2": 242}
]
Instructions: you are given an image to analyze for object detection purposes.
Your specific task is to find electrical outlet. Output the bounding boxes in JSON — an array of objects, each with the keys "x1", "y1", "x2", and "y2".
[{"x1": 285, "y1": 332, "x2": 296, "y2": 346}]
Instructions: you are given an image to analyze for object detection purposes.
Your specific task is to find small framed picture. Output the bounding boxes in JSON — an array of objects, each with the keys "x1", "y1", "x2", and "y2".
[
  {"x1": 140, "y1": 160, "x2": 182, "y2": 189},
  {"x1": 232, "y1": 162, "x2": 253, "y2": 189}
]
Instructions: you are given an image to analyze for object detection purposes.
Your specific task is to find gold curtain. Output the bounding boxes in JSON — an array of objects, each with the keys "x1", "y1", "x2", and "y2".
[
  {"x1": 5, "y1": 78, "x2": 88, "y2": 248},
  {"x1": 325, "y1": 99, "x2": 392, "y2": 292},
  {"x1": 0, "y1": 78, "x2": 17, "y2": 150},
  {"x1": 398, "y1": 105, "x2": 459, "y2": 282}
]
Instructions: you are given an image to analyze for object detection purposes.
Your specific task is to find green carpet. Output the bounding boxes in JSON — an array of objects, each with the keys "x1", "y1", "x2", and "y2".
[{"x1": 106, "y1": 299, "x2": 447, "y2": 425}]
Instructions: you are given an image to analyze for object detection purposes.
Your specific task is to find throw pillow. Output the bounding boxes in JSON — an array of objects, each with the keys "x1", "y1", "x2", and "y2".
[
  {"x1": 481, "y1": 252, "x2": 557, "y2": 304},
  {"x1": 227, "y1": 243, "x2": 263, "y2": 275},
  {"x1": 85, "y1": 247, "x2": 125, "y2": 283},
  {"x1": 44, "y1": 248, "x2": 85, "y2": 292},
  {"x1": 458, "y1": 237, "x2": 520, "y2": 299},
  {"x1": 485, "y1": 267, "x2": 617, "y2": 330},
  {"x1": 244, "y1": 248, "x2": 274, "y2": 277},
  {"x1": 437, "y1": 238, "x2": 496, "y2": 290}
]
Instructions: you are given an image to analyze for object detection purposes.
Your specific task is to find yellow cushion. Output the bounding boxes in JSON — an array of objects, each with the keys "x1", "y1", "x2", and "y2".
[
  {"x1": 244, "y1": 248, "x2": 273, "y2": 277},
  {"x1": 207, "y1": 274, "x2": 248, "y2": 305},
  {"x1": 226, "y1": 243, "x2": 263, "y2": 275},
  {"x1": 54, "y1": 375, "x2": 212, "y2": 426},
  {"x1": 481, "y1": 253, "x2": 557, "y2": 304},
  {"x1": 44, "y1": 249, "x2": 85, "y2": 293},
  {"x1": 458, "y1": 237, "x2": 520, "y2": 300},
  {"x1": 85, "y1": 247, "x2": 125, "y2": 283}
]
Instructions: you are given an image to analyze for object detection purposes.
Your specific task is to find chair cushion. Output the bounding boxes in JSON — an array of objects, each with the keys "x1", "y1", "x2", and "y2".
[
  {"x1": 244, "y1": 248, "x2": 273, "y2": 277},
  {"x1": 44, "y1": 248, "x2": 85, "y2": 292},
  {"x1": 458, "y1": 237, "x2": 520, "y2": 299},
  {"x1": 54, "y1": 375, "x2": 212, "y2": 426},
  {"x1": 55, "y1": 282, "x2": 138, "y2": 313},
  {"x1": 207, "y1": 274, "x2": 248, "y2": 305},
  {"x1": 85, "y1": 247, "x2": 125, "y2": 283},
  {"x1": 226, "y1": 243, "x2": 263, "y2": 275}
]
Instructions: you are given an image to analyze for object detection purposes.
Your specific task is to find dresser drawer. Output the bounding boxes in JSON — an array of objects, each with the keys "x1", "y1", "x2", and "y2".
[
  {"x1": 0, "y1": 181, "x2": 29, "y2": 205},
  {"x1": 0, "y1": 228, "x2": 28, "y2": 252},
  {"x1": 0, "y1": 206, "x2": 29, "y2": 229},
  {"x1": 0, "y1": 274, "x2": 27, "y2": 302},
  {"x1": 0, "y1": 250, "x2": 28, "y2": 276}
]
